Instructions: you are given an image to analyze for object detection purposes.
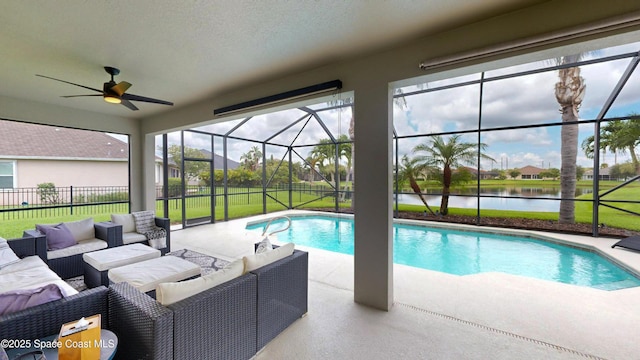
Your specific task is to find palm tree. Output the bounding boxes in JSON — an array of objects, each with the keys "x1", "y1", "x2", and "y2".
[
  {"x1": 398, "y1": 155, "x2": 436, "y2": 215},
  {"x1": 240, "y1": 146, "x2": 262, "y2": 171},
  {"x1": 305, "y1": 154, "x2": 322, "y2": 183},
  {"x1": 348, "y1": 115, "x2": 355, "y2": 208},
  {"x1": 582, "y1": 115, "x2": 640, "y2": 175},
  {"x1": 413, "y1": 135, "x2": 494, "y2": 215},
  {"x1": 555, "y1": 54, "x2": 587, "y2": 224},
  {"x1": 311, "y1": 139, "x2": 336, "y2": 183}
]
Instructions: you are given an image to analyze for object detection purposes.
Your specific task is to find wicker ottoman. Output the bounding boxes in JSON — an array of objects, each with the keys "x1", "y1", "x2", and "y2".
[
  {"x1": 83, "y1": 243, "x2": 161, "y2": 288},
  {"x1": 108, "y1": 256, "x2": 201, "y2": 297}
]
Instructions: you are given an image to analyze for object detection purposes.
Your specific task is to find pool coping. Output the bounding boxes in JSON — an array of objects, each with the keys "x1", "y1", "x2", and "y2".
[{"x1": 246, "y1": 209, "x2": 640, "y2": 282}]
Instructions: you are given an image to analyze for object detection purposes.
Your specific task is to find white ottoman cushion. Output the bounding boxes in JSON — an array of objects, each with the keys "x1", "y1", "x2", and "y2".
[
  {"x1": 83, "y1": 243, "x2": 160, "y2": 271},
  {"x1": 109, "y1": 256, "x2": 201, "y2": 293}
]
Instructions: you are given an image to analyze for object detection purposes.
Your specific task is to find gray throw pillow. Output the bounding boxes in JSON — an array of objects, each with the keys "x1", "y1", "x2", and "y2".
[{"x1": 132, "y1": 211, "x2": 156, "y2": 234}]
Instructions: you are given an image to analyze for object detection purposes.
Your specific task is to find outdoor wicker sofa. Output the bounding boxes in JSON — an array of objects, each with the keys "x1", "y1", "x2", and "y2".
[
  {"x1": 1, "y1": 235, "x2": 110, "y2": 344},
  {"x1": 109, "y1": 214, "x2": 171, "y2": 255},
  {"x1": 107, "y1": 248, "x2": 308, "y2": 360},
  {"x1": 109, "y1": 274, "x2": 257, "y2": 360},
  {"x1": 23, "y1": 218, "x2": 121, "y2": 279},
  {"x1": 0, "y1": 286, "x2": 109, "y2": 345}
]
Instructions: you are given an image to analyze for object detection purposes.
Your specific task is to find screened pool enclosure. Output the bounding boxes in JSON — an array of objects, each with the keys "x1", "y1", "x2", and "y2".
[{"x1": 156, "y1": 40, "x2": 640, "y2": 237}]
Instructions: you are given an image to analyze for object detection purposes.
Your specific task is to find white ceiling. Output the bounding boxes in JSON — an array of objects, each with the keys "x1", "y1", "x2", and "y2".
[{"x1": 0, "y1": 0, "x2": 546, "y2": 119}]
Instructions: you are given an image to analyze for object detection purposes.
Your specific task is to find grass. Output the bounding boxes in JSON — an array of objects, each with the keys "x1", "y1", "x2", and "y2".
[{"x1": 2, "y1": 181, "x2": 639, "y2": 239}]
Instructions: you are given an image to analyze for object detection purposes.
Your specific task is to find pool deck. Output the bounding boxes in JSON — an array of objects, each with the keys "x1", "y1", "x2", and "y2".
[{"x1": 172, "y1": 210, "x2": 640, "y2": 359}]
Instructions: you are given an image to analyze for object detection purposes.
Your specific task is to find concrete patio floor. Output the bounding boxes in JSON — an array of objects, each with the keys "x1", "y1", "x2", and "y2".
[{"x1": 171, "y1": 210, "x2": 640, "y2": 359}]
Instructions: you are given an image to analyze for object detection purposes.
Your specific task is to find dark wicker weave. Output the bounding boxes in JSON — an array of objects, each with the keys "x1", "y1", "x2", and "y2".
[
  {"x1": 7, "y1": 234, "x2": 47, "y2": 261},
  {"x1": 0, "y1": 286, "x2": 109, "y2": 342},
  {"x1": 109, "y1": 273, "x2": 257, "y2": 360},
  {"x1": 109, "y1": 282, "x2": 174, "y2": 360},
  {"x1": 23, "y1": 221, "x2": 122, "y2": 279},
  {"x1": 111, "y1": 217, "x2": 172, "y2": 255},
  {"x1": 251, "y1": 249, "x2": 309, "y2": 350}
]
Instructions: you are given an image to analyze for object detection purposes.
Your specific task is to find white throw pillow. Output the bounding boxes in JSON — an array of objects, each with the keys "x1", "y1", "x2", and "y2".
[
  {"x1": 156, "y1": 259, "x2": 244, "y2": 306},
  {"x1": 0, "y1": 238, "x2": 20, "y2": 269},
  {"x1": 63, "y1": 218, "x2": 95, "y2": 241},
  {"x1": 243, "y1": 242, "x2": 295, "y2": 273},
  {"x1": 111, "y1": 213, "x2": 136, "y2": 233},
  {"x1": 255, "y1": 236, "x2": 273, "y2": 254}
]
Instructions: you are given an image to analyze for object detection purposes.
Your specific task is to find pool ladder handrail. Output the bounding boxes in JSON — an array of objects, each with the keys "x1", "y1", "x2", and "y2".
[{"x1": 261, "y1": 216, "x2": 292, "y2": 237}]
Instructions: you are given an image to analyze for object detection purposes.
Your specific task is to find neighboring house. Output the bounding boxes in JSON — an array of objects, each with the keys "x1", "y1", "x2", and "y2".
[
  {"x1": 456, "y1": 166, "x2": 499, "y2": 180},
  {"x1": 0, "y1": 121, "x2": 130, "y2": 206},
  {"x1": 517, "y1": 165, "x2": 544, "y2": 180},
  {"x1": 198, "y1": 149, "x2": 241, "y2": 170},
  {"x1": 0, "y1": 121, "x2": 129, "y2": 190},
  {"x1": 582, "y1": 167, "x2": 612, "y2": 181},
  {"x1": 160, "y1": 149, "x2": 240, "y2": 186}
]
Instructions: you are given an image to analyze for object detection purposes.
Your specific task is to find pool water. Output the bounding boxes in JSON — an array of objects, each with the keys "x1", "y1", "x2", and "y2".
[{"x1": 246, "y1": 215, "x2": 640, "y2": 290}]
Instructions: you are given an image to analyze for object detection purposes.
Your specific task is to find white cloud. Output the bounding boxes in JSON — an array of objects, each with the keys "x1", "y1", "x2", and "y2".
[{"x1": 160, "y1": 40, "x2": 640, "y2": 172}]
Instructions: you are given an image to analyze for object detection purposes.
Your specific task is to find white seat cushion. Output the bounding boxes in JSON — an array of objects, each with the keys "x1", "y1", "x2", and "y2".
[
  {"x1": 47, "y1": 238, "x2": 108, "y2": 260},
  {"x1": 156, "y1": 259, "x2": 244, "y2": 306},
  {"x1": 0, "y1": 256, "x2": 78, "y2": 297},
  {"x1": 122, "y1": 232, "x2": 148, "y2": 245},
  {"x1": 109, "y1": 256, "x2": 201, "y2": 293},
  {"x1": 83, "y1": 243, "x2": 160, "y2": 271},
  {"x1": 0, "y1": 255, "x2": 47, "y2": 276}
]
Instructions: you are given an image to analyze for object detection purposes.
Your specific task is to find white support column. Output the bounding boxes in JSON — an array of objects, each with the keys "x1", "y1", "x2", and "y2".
[{"x1": 353, "y1": 81, "x2": 394, "y2": 310}]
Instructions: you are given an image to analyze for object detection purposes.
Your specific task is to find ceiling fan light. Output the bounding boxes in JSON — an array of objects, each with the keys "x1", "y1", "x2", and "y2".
[{"x1": 104, "y1": 95, "x2": 121, "y2": 104}]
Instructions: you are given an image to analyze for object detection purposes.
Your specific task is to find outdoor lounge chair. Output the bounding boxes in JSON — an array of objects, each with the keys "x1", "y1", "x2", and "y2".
[{"x1": 611, "y1": 235, "x2": 640, "y2": 252}]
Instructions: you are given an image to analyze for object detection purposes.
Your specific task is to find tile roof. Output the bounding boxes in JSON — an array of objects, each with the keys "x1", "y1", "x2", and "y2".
[
  {"x1": 0, "y1": 121, "x2": 128, "y2": 159},
  {"x1": 518, "y1": 165, "x2": 544, "y2": 174}
]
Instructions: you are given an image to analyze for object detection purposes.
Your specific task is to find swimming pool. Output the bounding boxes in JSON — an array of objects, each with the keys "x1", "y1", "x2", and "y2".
[{"x1": 246, "y1": 215, "x2": 640, "y2": 290}]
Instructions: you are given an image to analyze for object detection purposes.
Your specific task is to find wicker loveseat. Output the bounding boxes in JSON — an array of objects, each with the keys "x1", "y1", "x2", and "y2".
[
  {"x1": 109, "y1": 213, "x2": 171, "y2": 255},
  {"x1": 23, "y1": 218, "x2": 121, "y2": 279},
  {"x1": 108, "y1": 248, "x2": 308, "y2": 360}
]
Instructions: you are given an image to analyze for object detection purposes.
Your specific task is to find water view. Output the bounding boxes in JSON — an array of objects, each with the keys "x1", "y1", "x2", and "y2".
[{"x1": 396, "y1": 186, "x2": 593, "y2": 212}]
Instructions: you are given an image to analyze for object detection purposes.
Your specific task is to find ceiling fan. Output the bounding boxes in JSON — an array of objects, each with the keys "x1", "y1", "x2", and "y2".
[{"x1": 36, "y1": 66, "x2": 173, "y2": 111}]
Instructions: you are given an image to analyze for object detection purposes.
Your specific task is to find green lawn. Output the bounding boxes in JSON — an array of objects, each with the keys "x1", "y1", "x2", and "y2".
[
  {"x1": 2, "y1": 182, "x2": 639, "y2": 239},
  {"x1": 0, "y1": 190, "x2": 347, "y2": 239}
]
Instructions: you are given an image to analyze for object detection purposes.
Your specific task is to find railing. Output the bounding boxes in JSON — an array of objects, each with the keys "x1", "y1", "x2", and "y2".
[
  {"x1": 0, "y1": 186, "x2": 129, "y2": 220},
  {"x1": 1, "y1": 184, "x2": 343, "y2": 221}
]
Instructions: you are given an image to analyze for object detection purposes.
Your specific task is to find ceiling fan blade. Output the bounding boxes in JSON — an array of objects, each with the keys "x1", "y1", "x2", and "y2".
[
  {"x1": 36, "y1": 74, "x2": 103, "y2": 93},
  {"x1": 122, "y1": 93, "x2": 173, "y2": 106},
  {"x1": 110, "y1": 81, "x2": 132, "y2": 96},
  {"x1": 62, "y1": 94, "x2": 103, "y2": 98},
  {"x1": 121, "y1": 99, "x2": 139, "y2": 111}
]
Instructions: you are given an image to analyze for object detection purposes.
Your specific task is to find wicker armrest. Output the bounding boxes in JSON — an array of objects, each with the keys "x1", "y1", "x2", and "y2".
[
  {"x1": 154, "y1": 217, "x2": 171, "y2": 255},
  {"x1": 167, "y1": 273, "x2": 257, "y2": 360},
  {"x1": 250, "y1": 249, "x2": 308, "y2": 350},
  {"x1": 0, "y1": 286, "x2": 109, "y2": 342},
  {"x1": 8, "y1": 233, "x2": 47, "y2": 261},
  {"x1": 108, "y1": 282, "x2": 174, "y2": 360},
  {"x1": 95, "y1": 222, "x2": 122, "y2": 248}
]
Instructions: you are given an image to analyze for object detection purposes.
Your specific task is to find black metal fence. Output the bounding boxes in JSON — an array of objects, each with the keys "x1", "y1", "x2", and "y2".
[
  {"x1": 1, "y1": 184, "x2": 344, "y2": 221},
  {"x1": 0, "y1": 186, "x2": 129, "y2": 220}
]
